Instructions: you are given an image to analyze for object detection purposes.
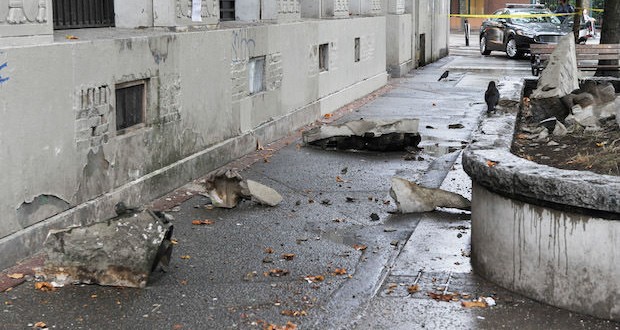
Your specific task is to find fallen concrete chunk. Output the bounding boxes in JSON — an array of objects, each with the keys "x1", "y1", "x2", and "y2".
[
  {"x1": 204, "y1": 169, "x2": 282, "y2": 208},
  {"x1": 389, "y1": 177, "x2": 471, "y2": 213},
  {"x1": 204, "y1": 169, "x2": 249, "y2": 208},
  {"x1": 38, "y1": 208, "x2": 173, "y2": 288},
  {"x1": 531, "y1": 34, "x2": 579, "y2": 99},
  {"x1": 246, "y1": 180, "x2": 283, "y2": 206},
  {"x1": 302, "y1": 118, "x2": 421, "y2": 151}
]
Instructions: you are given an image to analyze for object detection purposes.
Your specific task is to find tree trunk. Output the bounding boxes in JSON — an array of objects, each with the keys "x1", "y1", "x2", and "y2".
[
  {"x1": 595, "y1": 0, "x2": 620, "y2": 77},
  {"x1": 573, "y1": 0, "x2": 583, "y2": 42}
]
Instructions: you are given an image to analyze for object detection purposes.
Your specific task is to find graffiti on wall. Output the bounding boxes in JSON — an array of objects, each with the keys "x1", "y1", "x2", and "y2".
[
  {"x1": 232, "y1": 30, "x2": 255, "y2": 62},
  {"x1": 0, "y1": 52, "x2": 9, "y2": 84}
]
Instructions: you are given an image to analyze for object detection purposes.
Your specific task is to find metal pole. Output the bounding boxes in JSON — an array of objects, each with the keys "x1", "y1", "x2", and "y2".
[{"x1": 464, "y1": 18, "x2": 470, "y2": 46}]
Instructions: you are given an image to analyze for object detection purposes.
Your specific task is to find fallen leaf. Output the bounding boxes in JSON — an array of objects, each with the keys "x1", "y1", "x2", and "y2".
[
  {"x1": 304, "y1": 275, "x2": 324, "y2": 283},
  {"x1": 192, "y1": 219, "x2": 214, "y2": 225},
  {"x1": 324, "y1": 113, "x2": 332, "y2": 119},
  {"x1": 34, "y1": 321, "x2": 47, "y2": 328},
  {"x1": 335, "y1": 176, "x2": 345, "y2": 183},
  {"x1": 596, "y1": 142, "x2": 606, "y2": 147},
  {"x1": 461, "y1": 300, "x2": 487, "y2": 308},
  {"x1": 333, "y1": 268, "x2": 347, "y2": 275},
  {"x1": 257, "y1": 141, "x2": 264, "y2": 150},
  {"x1": 170, "y1": 239, "x2": 179, "y2": 245},
  {"x1": 281, "y1": 310, "x2": 307, "y2": 317},
  {"x1": 65, "y1": 35, "x2": 79, "y2": 40},
  {"x1": 266, "y1": 268, "x2": 289, "y2": 277},
  {"x1": 353, "y1": 244, "x2": 367, "y2": 251},
  {"x1": 264, "y1": 247, "x2": 274, "y2": 254},
  {"x1": 4, "y1": 301, "x2": 12, "y2": 305},
  {"x1": 180, "y1": 255, "x2": 191, "y2": 260},
  {"x1": 91, "y1": 294, "x2": 97, "y2": 298},
  {"x1": 486, "y1": 160, "x2": 498, "y2": 167},
  {"x1": 34, "y1": 282, "x2": 55, "y2": 291},
  {"x1": 173, "y1": 324, "x2": 183, "y2": 330},
  {"x1": 428, "y1": 292, "x2": 458, "y2": 302},
  {"x1": 407, "y1": 284, "x2": 420, "y2": 294},
  {"x1": 281, "y1": 254, "x2": 295, "y2": 261},
  {"x1": 7, "y1": 273, "x2": 24, "y2": 279},
  {"x1": 516, "y1": 133, "x2": 529, "y2": 140},
  {"x1": 265, "y1": 321, "x2": 298, "y2": 330}
]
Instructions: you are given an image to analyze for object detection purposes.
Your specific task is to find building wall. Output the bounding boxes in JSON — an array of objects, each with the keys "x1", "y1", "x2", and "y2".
[{"x1": 0, "y1": 0, "x2": 449, "y2": 269}]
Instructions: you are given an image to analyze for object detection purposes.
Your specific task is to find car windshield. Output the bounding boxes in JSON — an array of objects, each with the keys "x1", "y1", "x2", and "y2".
[{"x1": 511, "y1": 11, "x2": 561, "y2": 25}]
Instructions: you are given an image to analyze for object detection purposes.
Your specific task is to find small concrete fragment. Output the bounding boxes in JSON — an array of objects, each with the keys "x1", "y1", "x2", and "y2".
[
  {"x1": 204, "y1": 169, "x2": 249, "y2": 208},
  {"x1": 246, "y1": 180, "x2": 283, "y2": 206},
  {"x1": 204, "y1": 169, "x2": 282, "y2": 208},
  {"x1": 302, "y1": 118, "x2": 421, "y2": 151},
  {"x1": 389, "y1": 177, "x2": 471, "y2": 213},
  {"x1": 39, "y1": 209, "x2": 173, "y2": 288}
]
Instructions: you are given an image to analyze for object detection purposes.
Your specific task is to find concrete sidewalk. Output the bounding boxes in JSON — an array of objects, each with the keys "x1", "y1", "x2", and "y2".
[{"x1": 1, "y1": 39, "x2": 619, "y2": 329}]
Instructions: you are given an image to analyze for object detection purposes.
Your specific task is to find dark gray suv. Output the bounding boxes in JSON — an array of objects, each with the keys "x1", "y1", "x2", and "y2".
[{"x1": 479, "y1": 4, "x2": 571, "y2": 59}]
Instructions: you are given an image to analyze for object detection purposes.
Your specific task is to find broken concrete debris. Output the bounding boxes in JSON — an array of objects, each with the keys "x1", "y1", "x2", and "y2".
[
  {"x1": 529, "y1": 35, "x2": 620, "y2": 131},
  {"x1": 204, "y1": 169, "x2": 282, "y2": 208},
  {"x1": 302, "y1": 118, "x2": 421, "y2": 151},
  {"x1": 389, "y1": 177, "x2": 471, "y2": 213},
  {"x1": 38, "y1": 207, "x2": 173, "y2": 288},
  {"x1": 246, "y1": 180, "x2": 283, "y2": 207}
]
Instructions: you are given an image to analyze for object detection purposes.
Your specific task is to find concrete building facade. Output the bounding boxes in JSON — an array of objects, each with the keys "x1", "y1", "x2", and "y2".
[{"x1": 0, "y1": 0, "x2": 449, "y2": 269}]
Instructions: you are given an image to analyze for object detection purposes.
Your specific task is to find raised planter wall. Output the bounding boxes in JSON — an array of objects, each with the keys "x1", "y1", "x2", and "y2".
[{"x1": 463, "y1": 77, "x2": 620, "y2": 321}]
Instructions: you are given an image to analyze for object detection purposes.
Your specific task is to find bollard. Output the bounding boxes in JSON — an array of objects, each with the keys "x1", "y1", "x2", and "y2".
[{"x1": 464, "y1": 19, "x2": 470, "y2": 46}]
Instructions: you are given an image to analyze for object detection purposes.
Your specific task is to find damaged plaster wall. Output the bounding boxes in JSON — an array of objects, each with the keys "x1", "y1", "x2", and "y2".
[{"x1": 0, "y1": 17, "x2": 389, "y2": 269}]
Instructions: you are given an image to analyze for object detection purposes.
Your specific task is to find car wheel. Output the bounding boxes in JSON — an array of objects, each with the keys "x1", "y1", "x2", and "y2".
[
  {"x1": 480, "y1": 35, "x2": 491, "y2": 55},
  {"x1": 505, "y1": 38, "x2": 521, "y2": 59}
]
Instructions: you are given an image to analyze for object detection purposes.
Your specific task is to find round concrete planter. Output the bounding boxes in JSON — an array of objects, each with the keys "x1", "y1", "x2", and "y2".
[{"x1": 463, "y1": 78, "x2": 620, "y2": 321}]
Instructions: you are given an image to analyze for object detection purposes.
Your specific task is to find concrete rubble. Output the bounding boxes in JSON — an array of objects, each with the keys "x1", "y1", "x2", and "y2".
[
  {"x1": 204, "y1": 169, "x2": 282, "y2": 208},
  {"x1": 389, "y1": 177, "x2": 471, "y2": 213},
  {"x1": 528, "y1": 34, "x2": 620, "y2": 131},
  {"x1": 302, "y1": 118, "x2": 421, "y2": 151},
  {"x1": 38, "y1": 208, "x2": 174, "y2": 288}
]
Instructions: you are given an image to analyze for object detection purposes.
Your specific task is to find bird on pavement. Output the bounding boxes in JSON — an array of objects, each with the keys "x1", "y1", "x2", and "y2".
[
  {"x1": 485, "y1": 81, "x2": 500, "y2": 114},
  {"x1": 438, "y1": 70, "x2": 449, "y2": 81}
]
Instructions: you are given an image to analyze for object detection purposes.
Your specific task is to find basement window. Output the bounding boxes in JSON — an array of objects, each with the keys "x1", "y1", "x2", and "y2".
[
  {"x1": 319, "y1": 43, "x2": 329, "y2": 72},
  {"x1": 248, "y1": 56, "x2": 266, "y2": 94},
  {"x1": 354, "y1": 38, "x2": 361, "y2": 62},
  {"x1": 115, "y1": 80, "x2": 146, "y2": 132}
]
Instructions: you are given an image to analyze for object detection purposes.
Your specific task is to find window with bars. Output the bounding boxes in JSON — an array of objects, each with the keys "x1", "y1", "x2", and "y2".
[
  {"x1": 115, "y1": 80, "x2": 146, "y2": 132},
  {"x1": 319, "y1": 43, "x2": 329, "y2": 72},
  {"x1": 53, "y1": 0, "x2": 115, "y2": 29},
  {"x1": 248, "y1": 56, "x2": 266, "y2": 95},
  {"x1": 220, "y1": 0, "x2": 236, "y2": 21}
]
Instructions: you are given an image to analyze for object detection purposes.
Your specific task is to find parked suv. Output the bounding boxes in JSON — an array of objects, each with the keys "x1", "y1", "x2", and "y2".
[{"x1": 479, "y1": 4, "x2": 571, "y2": 59}]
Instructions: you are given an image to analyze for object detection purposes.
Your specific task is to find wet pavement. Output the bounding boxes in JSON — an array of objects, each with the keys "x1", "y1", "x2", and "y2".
[{"x1": 1, "y1": 34, "x2": 619, "y2": 330}]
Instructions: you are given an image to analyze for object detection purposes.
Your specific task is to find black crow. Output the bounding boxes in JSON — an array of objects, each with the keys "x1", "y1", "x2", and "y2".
[
  {"x1": 438, "y1": 70, "x2": 449, "y2": 81},
  {"x1": 485, "y1": 81, "x2": 500, "y2": 113}
]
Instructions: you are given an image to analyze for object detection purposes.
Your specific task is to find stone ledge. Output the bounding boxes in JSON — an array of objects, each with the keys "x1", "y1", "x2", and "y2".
[{"x1": 462, "y1": 78, "x2": 620, "y2": 216}]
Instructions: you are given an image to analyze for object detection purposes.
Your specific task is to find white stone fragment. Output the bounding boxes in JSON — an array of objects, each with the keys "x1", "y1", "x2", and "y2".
[
  {"x1": 246, "y1": 180, "x2": 283, "y2": 206},
  {"x1": 389, "y1": 177, "x2": 470, "y2": 213}
]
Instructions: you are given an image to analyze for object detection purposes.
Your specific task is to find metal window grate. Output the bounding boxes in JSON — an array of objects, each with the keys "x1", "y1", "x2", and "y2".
[
  {"x1": 116, "y1": 81, "x2": 146, "y2": 132},
  {"x1": 319, "y1": 43, "x2": 329, "y2": 72},
  {"x1": 53, "y1": 0, "x2": 115, "y2": 29},
  {"x1": 220, "y1": 0, "x2": 235, "y2": 21}
]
